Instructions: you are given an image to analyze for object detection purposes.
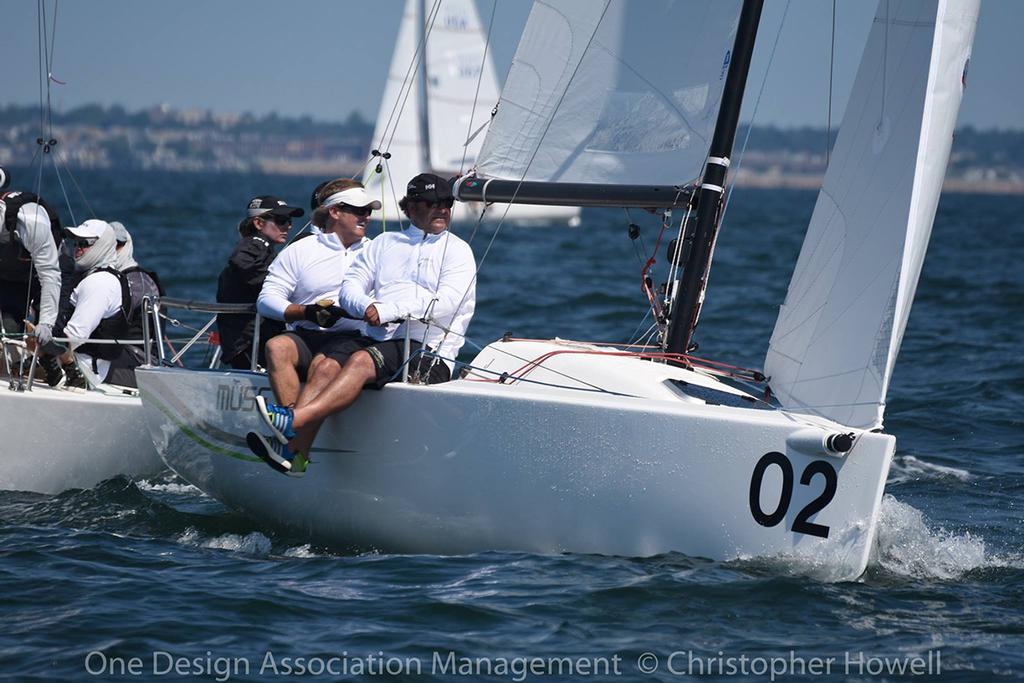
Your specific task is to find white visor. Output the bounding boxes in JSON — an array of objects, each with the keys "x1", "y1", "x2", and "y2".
[{"x1": 321, "y1": 187, "x2": 382, "y2": 211}]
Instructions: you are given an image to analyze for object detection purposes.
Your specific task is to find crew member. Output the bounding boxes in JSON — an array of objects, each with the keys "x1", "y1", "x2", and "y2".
[
  {"x1": 216, "y1": 195, "x2": 303, "y2": 369},
  {"x1": 248, "y1": 173, "x2": 476, "y2": 476},
  {"x1": 58, "y1": 220, "x2": 157, "y2": 388},
  {"x1": 0, "y1": 166, "x2": 63, "y2": 354},
  {"x1": 256, "y1": 179, "x2": 378, "y2": 408}
]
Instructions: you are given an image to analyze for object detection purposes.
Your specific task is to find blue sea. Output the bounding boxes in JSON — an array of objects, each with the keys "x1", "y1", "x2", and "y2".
[{"x1": 1, "y1": 168, "x2": 1022, "y2": 681}]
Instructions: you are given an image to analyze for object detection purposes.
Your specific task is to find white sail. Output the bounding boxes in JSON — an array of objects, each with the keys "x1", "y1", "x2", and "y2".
[
  {"x1": 765, "y1": 0, "x2": 979, "y2": 430},
  {"x1": 425, "y1": 0, "x2": 501, "y2": 174},
  {"x1": 474, "y1": 0, "x2": 742, "y2": 186},
  {"x1": 363, "y1": 0, "x2": 571, "y2": 225}
]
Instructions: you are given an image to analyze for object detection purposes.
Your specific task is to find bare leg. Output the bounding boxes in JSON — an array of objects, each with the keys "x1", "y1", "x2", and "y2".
[
  {"x1": 288, "y1": 350, "x2": 376, "y2": 455},
  {"x1": 265, "y1": 335, "x2": 302, "y2": 406}
]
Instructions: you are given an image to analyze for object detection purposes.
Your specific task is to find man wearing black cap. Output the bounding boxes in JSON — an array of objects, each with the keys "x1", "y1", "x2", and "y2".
[
  {"x1": 216, "y1": 195, "x2": 303, "y2": 370},
  {"x1": 247, "y1": 173, "x2": 477, "y2": 476}
]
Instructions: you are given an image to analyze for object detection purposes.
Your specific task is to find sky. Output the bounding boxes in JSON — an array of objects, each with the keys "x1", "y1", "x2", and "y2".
[{"x1": 3, "y1": 0, "x2": 1021, "y2": 131}]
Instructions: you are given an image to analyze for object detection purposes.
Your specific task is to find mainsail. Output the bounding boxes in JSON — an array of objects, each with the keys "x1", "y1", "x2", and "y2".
[
  {"x1": 765, "y1": 0, "x2": 980, "y2": 430},
  {"x1": 473, "y1": 0, "x2": 743, "y2": 188},
  {"x1": 363, "y1": 0, "x2": 501, "y2": 221}
]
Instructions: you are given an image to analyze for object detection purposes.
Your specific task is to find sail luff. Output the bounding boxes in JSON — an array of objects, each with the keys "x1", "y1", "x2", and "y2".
[{"x1": 765, "y1": 0, "x2": 980, "y2": 430}]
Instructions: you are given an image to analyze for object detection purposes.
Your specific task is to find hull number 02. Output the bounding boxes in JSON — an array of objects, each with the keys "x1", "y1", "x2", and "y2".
[{"x1": 748, "y1": 452, "x2": 838, "y2": 538}]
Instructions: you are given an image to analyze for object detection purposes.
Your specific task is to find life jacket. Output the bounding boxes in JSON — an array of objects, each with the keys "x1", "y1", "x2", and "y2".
[
  {"x1": 0, "y1": 191, "x2": 64, "y2": 283},
  {"x1": 77, "y1": 265, "x2": 162, "y2": 360}
]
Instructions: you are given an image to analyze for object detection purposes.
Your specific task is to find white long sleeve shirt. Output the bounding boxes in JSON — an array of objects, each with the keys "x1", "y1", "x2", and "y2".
[
  {"x1": 340, "y1": 225, "x2": 476, "y2": 369},
  {"x1": 1, "y1": 200, "x2": 61, "y2": 326},
  {"x1": 257, "y1": 229, "x2": 368, "y2": 334},
  {"x1": 64, "y1": 270, "x2": 123, "y2": 381}
]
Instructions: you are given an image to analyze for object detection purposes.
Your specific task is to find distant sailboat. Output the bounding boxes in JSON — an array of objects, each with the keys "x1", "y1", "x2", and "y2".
[{"x1": 362, "y1": 0, "x2": 581, "y2": 226}]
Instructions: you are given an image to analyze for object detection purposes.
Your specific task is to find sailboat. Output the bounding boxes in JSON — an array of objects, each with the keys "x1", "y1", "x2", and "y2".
[
  {"x1": 362, "y1": 0, "x2": 582, "y2": 227},
  {"x1": 0, "y1": 347, "x2": 163, "y2": 494},
  {"x1": 136, "y1": 0, "x2": 978, "y2": 580}
]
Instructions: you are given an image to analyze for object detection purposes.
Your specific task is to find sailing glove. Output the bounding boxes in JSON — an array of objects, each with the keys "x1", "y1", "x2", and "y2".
[
  {"x1": 33, "y1": 323, "x2": 53, "y2": 347},
  {"x1": 303, "y1": 300, "x2": 346, "y2": 328}
]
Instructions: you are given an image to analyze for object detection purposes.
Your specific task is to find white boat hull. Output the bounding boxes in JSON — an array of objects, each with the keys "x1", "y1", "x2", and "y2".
[
  {"x1": 137, "y1": 342, "x2": 894, "y2": 580},
  {"x1": 0, "y1": 384, "x2": 164, "y2": 494}
]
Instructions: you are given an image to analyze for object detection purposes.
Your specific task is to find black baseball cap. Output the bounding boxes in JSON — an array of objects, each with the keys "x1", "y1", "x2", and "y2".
[
  {"x1": 404, "y1": 173, "x2": 454, "y2": 203},
  {"x1": 246, "y1": 195, "x2": 304, "y2": 219},
  {"x1": 310, "y1": 181, "x2": 330, "y2": 211}
]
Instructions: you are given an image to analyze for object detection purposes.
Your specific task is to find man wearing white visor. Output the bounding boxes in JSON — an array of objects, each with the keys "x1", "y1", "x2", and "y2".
[
  {"x1": 256, "y1": 179, "x2": 380, "y2": 410},
  {"x1": 248, "y1": 173, "x2": 476, "y2": 477}
]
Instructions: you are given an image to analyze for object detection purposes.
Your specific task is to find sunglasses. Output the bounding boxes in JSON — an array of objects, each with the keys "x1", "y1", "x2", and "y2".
[
  {"x1": 260, "y1": 214, "x2": 292, "y2": 227},
  {"x1": 418, "y1": 198, "x2": 455, "y2": 209},
  {"x1": 71, "y1": 237, "x2": 97, "y2": 249},
  {"x1": 339, "y1": 204, "x2": 374, "y2": 218}
]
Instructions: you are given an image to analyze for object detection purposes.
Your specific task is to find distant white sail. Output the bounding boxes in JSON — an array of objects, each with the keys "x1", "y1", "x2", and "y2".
[
  {"x1": 474, "y1": 0, "x2": 742, "y2": 186},
  {"x1": 765, "y1": 0, "x2": 980, "y2": 430},
  {"x1": 363, "y1": 0, "x2": 503, "y2": 224},
  {"x1": 425, "y1": 0, "x2": 501, "y2": 174},
  {"x1": 364, "y1": 0, "x2": 423, "y2": 222}
]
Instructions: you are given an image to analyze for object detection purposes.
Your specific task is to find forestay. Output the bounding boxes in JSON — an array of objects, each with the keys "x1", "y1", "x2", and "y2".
[
  {"x1": 363, "y1": 0, "x2": 500, "y2": 219},
  {"x1": 765, "y1": 0, "x2": 979, "y2": 430},
  {"x1": 474, "y1": 0, "x2": 742, "y2": 186}
]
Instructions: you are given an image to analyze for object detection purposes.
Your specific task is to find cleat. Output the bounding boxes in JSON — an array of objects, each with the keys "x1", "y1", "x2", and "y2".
[
  {"x1": 255, "y1": 395, "x2": 295, "y2": 445},
  {"x1": 246, "y1": 432, "x2": 307, "y2": 477}
]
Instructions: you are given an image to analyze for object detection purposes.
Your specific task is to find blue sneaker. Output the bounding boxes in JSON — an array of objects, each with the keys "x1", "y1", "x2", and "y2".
[
  {"x1": 246, "y1": 432, "x2": 308, "y2": 477},
  {"x1": 255, "y1": 395, "x2": 295, "y2": 445}
]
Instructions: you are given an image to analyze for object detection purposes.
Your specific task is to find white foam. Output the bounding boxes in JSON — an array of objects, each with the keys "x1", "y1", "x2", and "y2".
[
  {"x1": 202, "y1": 532, "x2": 272, "y2": 555},
  {"x1": 873, "y1": 495, "x2": 1021, "y2": 579},
  {"x1": 283, "y1": 544, "x2": 320, "y2": 558},
  {"x1": 137, "y1": 480, "x2": 203, "y2": 495},
  {"x1": 888, "y1": 455, "x2": 973, "y2": 485},
  {"x1": 176, "y1": 528, "x2": 272, "y2": 556}
]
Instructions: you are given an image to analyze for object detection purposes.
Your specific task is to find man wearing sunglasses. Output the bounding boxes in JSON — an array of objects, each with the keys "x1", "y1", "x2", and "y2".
[
  {"x1": 255, "y1": 179, "x2": 379, "y2": 410},
  {"x1": 248, "y1": 173, "x2": 477, "y2": 477},
  {"x1": 216, "y1": 195, "x2": 304, "y2": 370}
]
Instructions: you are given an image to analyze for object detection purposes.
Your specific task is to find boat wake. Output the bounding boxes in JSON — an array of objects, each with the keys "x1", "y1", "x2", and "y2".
[
  {"x1": 887, "y1": 455, "x2": 973, "y2": 485},
  {"x1": 177, "y1": 528, "x2": 273, "y2": 555},
  {"x1": 871, "y1": 495, "x2": 1022, "y2": 580}
]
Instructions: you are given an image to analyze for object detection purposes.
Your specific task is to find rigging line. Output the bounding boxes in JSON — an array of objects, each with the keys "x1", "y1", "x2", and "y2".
[
  {"x1": 36, "y1": 0, "x2": 46, "y2": 145},
  {"x1": 827, "y1": 0, "x2": 835, "y2": 167},
  {"x1": 380, "y1": 0, "x2": 443, "y2": 156},
  {"x1": 42, "y1": 0, "x2": 58, "y2": 142},
  {"x1": 372, "y1": 3, "x2": 431, "y2": 154},
  {"x1": 48, "y1": 151, "x2": 78, "y2": 224},
  {"x1": 53, "y1": 151, "x2": 95, "y2": 220},
  {"x1": 459, "y1": 0, "x2": 498, "y2": 176},
  {"x1": 721, "y1": 0, "x2": 791, "y2": 223},
  {"x1": 441, "y1": 0, "x2": 614, "y2": 336}
]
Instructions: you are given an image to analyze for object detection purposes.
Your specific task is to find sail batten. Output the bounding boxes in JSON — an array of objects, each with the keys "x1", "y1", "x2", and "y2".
[{"x1": 765, "y1": 0, "x2": 980, "y2": 430}]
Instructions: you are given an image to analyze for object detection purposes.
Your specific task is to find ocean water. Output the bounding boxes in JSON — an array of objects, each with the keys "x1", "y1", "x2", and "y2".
[{"x1": 1, "y1": 168, "x2": 1022, "y2": 681}]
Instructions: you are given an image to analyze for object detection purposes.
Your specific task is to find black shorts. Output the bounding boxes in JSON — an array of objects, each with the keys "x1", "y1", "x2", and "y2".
[
  {"x1": 321, "y1": 335, "x2": 451, "y2": 389},
  {"x1": 273, "y1": 327, "x2": 360, "y2": 381}
]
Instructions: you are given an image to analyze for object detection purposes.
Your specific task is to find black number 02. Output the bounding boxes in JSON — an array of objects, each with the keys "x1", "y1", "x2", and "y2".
[{"x1": 748, "y1": 452, "x2": 838, "y2": 538}]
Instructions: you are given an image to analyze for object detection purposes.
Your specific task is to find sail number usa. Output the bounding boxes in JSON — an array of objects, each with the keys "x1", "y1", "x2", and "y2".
[{"x1": 748, "y1": 452, "x2": 838, "y2": 538}]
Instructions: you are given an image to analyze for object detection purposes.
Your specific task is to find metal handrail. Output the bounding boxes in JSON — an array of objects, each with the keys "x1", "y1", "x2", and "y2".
[{"x1": 143, "y1": 296, "x2": 264, "y2": 371}]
